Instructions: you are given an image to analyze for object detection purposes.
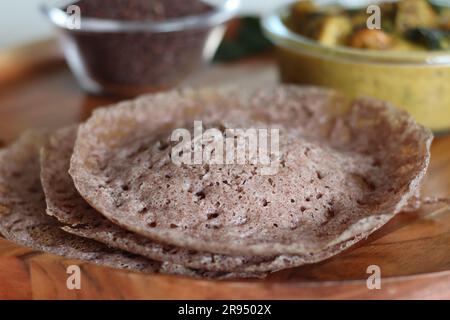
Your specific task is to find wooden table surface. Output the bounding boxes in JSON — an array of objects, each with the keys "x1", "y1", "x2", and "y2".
[{"x1": 0, "y1": 41, "x2": 449, "y2": 299}]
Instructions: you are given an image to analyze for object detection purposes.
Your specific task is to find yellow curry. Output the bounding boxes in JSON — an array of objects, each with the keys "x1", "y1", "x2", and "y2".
[{"x1": 286, "y1": 0, "x2": 450, "y2": 51}]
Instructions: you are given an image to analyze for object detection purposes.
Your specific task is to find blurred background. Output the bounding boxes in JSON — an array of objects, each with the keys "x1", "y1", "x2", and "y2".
[
  {"x1": 0, "y1": 0, "x2": 53, "y2": 48},
  {"x1": 0, "y1": 0, "x2": 295, "y2": 48}
]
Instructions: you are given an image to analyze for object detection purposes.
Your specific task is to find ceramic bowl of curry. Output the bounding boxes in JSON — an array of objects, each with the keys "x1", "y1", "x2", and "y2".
[{"x1": 262, "y1": 0, "x2": 450, "y2": 133}]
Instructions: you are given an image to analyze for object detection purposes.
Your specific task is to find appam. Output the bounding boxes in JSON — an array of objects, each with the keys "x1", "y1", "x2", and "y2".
[
  {"x1": 0, "y1": 130, "x2": 264, "y2": 279},
  {"x1": 70, "y1": 85, "x2": 432, "y2": 256},
  {"x1": 42, "y1": 125, "x2": 372, "y2": 273},
  {"x1": 0, "y1": 131, "x2": 160, "y2": 272}
]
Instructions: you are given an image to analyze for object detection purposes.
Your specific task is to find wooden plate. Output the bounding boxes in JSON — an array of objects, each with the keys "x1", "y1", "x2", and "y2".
[{"x1": 0, "y1": 40, "x2": 449, "y2": 299}]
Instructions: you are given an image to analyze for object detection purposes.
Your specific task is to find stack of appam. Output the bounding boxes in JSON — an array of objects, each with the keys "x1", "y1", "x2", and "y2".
[{"x1": 0, "y1": 86, "x2": 432, "y2": 279}]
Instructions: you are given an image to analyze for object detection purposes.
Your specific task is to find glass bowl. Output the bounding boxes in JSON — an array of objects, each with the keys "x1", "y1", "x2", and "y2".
[
  {"x1": 261, "y1": 1, "x2": 450, "y2": 133},
  {"x1": 42, "y1": 0, "x2": 239, "y2": 96}
]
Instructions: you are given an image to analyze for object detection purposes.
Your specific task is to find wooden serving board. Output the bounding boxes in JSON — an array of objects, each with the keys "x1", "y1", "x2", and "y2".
[{"x1": 0, "y1": 40, "x2": 449, "y2": 300}]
